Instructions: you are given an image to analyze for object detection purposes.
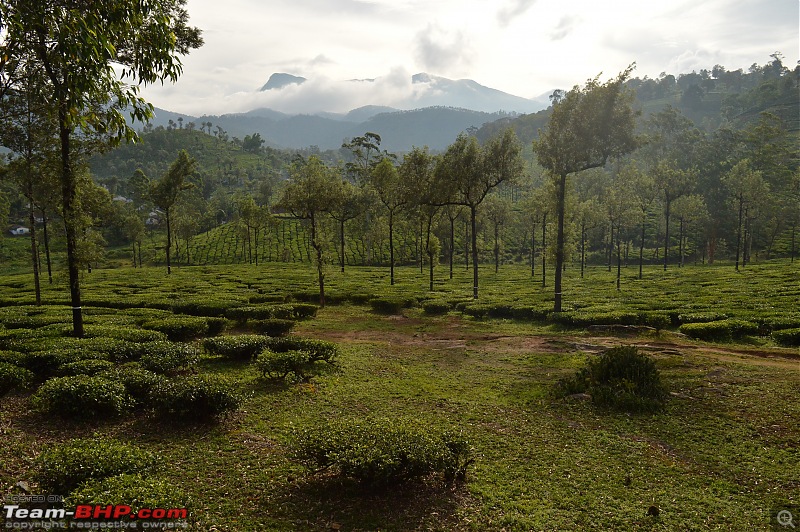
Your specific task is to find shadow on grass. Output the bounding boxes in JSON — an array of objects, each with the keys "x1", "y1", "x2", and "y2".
[{"x1": 270, "y1": 473, "x2": 470, "y2": 531}]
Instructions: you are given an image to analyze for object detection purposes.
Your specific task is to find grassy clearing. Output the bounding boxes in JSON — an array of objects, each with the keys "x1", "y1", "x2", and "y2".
[{"x1": 0, "y1": 262, "x2": 798, "y2": 530}]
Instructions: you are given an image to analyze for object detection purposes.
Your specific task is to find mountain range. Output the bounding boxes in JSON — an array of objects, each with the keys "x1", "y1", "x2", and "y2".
[{"x1": 144, "y1": 72, "x2": 550, "y2": 152}]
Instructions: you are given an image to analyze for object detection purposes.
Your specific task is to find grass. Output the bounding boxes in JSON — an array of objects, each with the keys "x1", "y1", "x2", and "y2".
[{"x1": 0, "y1": 261, "x2": 798, "y2": 530}]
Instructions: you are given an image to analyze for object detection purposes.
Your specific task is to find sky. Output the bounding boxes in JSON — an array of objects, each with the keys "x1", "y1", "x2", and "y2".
[{"x1": 139, "y1": 0, "x2": 800, "y2": 116}]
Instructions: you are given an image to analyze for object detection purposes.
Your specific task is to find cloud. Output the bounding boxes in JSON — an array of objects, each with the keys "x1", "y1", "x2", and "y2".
[
  {"x1": 413, "y1": 24, "x2": 473, "y2": 76},
  {"x1": 496, "y1": 0, "x2": 537, "y2": 27},
  {"x1": 549, "y1": 15, "x2": 580, "y2": 41}
]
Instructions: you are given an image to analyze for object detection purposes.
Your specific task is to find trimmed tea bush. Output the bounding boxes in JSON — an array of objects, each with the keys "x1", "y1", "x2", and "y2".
[
  {"x1": 81, "y1": 325, "x2": 168, "y2": 343},
  {"x1": 148, "y1": 375, "x2": 243, "y2": 421},
  {"x1": 31, "y1": 375, "x2": 133, "y2": 419},
  {"x1": 267, "y1": 336, "x2": 338, "y2": 364},
  {"x1": 0, "y1": 361, "x2": 33, "y2": 395},
  {"x1": 225, "y1": 305, "x2": 273, "y2": 323},
  {"x1": 141, "y1": 317, "x2": 209, "y2": 341},
  {"x1": 369, "y1": 298, "x2": 405, "y2": 315},
  {"x1": 35, "y1": 438, "x2": 158, "y2": 493},
  {"x1": 57, "y1": 359, "x2": 115, "y2": 377},
  {"x1": 680, "y1": 319, "x2": 759, "y2": 342},
  {"x1": 422, "y1": 300, "x2": 451, "y2": 315},
  {"x1": 773, "y1": 328, "x2": 800, "y2": 347},
  {"x1": 555, "y1": 346, "x2": 667, "y2": 412},
  {"x1": 138, "y1": 341, "x2": 197, "y2": 374},
  {"x1": 66, "y1": 473, "x2": 189, "y2": 518},
  {"x1": 292, "y1": 418, "x2": 473, "y2": 485},
  {"x1": 99, "y1": 365, "x2": 166, "y2": 407},
  {"x1": 249, "y1": 318, "x2": 295, "y2": 337},
  {"x1": 203, "y1": 335, "x2": 272, "y2": 360},
  {"x1": 677, "y1": 312, "x2": 729, "y2": 324},
  {"x1": 255, "y1": 349, "x2": 310, "y2": 380}
]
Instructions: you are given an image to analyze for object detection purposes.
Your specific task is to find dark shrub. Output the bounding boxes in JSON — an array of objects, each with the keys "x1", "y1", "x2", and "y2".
[
  {"x1": 462, "y1": 304, "x2": 491, "y2": 319},
  {"x1": 680, "y1": 319, "x2": 759, "y2": 342},
  {"x1": 292, "y1": 418, "x2": 473, "y2": 485},
  {"x1": 34, "y1": 438, "x2": 157, "y2": 493},
  {"x1": 267, "y1": 336, "x2": 338, "y2": 364},
  {"x1": 171, "y1": 299, "x2": 236, "y2": 317},
  {"x1": 0, "y1": 361, "x2": 34, "y2": 395},
  {"x1": 422, "y1": 301, "x2": 450, "y2": 315},
  {"x1": 249, "y1": 318, "x2": 295, "y2": 337},
  {"x1": 138, "y1": 341, "x2": 197, "y2": 374},
  {"x1": 81, "y1": 325, "x2": 168, "y2": 343},
  {"x1": 677, "y1": 312, "x2": 729, "y2": 324},
  {"x1": 255, "y1": 349, "x2": 310, "y2": 380},
  {"x1": 141, "y1": 317, "x2": 209, "y2": 341},
  {"x1": 99, "y1": 364, "x2": 166, "y2": 407},
  {"x1": 57, "y1": 359, "x2": 115, "y2": 377},
  {"x1": 555, "y1": 346, "x2": 667, "y2": 412},
  {"x1": 224, "y1": 305, "x2": 273, "y2": 323},
  {"x1": 203, "y1": 335, "x2": 272, "y2": 360},
  {"x1": 369, "y1": 298, "x2": 405, "y2": 315},
  {"x1": 509, "y1": 305, "x2": 550, "y2": 321},
  {"x1": 148, "y1": 375, "x2": 243, "y2": 421},
  {"x1": 31, "y1": 375, "x2": 134, "y2": 418},
  {"x1": 206, "y1": 317, "x2": 228, "y2": 336},
  {"x1": 66, "y1": 473, "x2": 189, "y2": 518},
  {"x1": 773, "y1": 328, "x2": 800, "y2": 347},
  {"x1": 639, "y1": 312, "x2": 671, "y2": 331}
]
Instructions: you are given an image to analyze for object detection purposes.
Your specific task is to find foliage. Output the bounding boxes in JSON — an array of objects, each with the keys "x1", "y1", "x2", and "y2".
[
  {"x1": 203, "y1": 335, "x2": 272, "y2": 360},
  {"x1": 555, "y1": 346, "x2": 667, "y2": 412},
  {"x1": 679, "y1": 319, "x2": 759, "y2": 342},
  {"x1": 267, "y1": 336, "x2": 339, "y2": 364},
  {"x1": 291, "y1": 418, "x2": 473, "y2": 485},
  {"x1": 254, "y1": 349, "x2": 312, "y2": 381},
  {"x1": 422, "y1": 300, "x2": 451, "y2": 315},
  {"x1": 772, "y1": 328, "x2": 800, "y2": 347},
  {"x1": 34, "y1": 438, "x2": 158, "y2": 494},
  {"x1": 141, "y1": 316, "x2": 209, "y2": 341},
  {"x1": 369, "y1": 297, "x2": 407, "y2": 314},
  {"x1": 31, "y1": 375, "x2": 134, "y2": 418},
  {"x1": 248, "y1": 318, "x2": 295, "y2": 336},
  {"x1": 66, "y1": 473, "x2": 190, "y2": 518},
  {"x1": 138, "y1": 341, "x2": 198, "y2": 374},
  {"x1": 0, "y1": 361, "x2": 33, "y2": 395},
  {"x1": 98, "y1": 364, "x2": 166, "y2": 407},
  {"x1": 148, "y1": 374, "x2": 244, "y2": 421},
  {"x1": 57, "y1": 358, "x2": 115, "y2": 377}
]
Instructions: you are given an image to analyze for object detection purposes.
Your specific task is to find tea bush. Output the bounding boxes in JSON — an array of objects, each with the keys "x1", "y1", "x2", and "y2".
[
  {"x1": 680, "y1": 319, "x2": 759, "y2": 342},
  {"x1": 255, "y1": 349, "x2": 310, "y2": 380},
  {"x1": 291, "y1": 418, "x2": 473, "y2": 485},
  {"x1": 369, "y1": 298, "x2": 406, "y2": 314},
  {"x1": 249, "y1": 318, "x2": 295, "y2": 337},
  {"x1": 267, "y1": 336, "x2": 338, "y2": 364},
  {"x1": 31, "y1": 375, "x2": 134, "y2": 419},
  {"x1": 422, "y1": 300, "x2": 451, "y2": 315},
  {"x1": 138, "y1": 341, "x2": 198, "y2": 374},
  {"x1": 66, "y1": 473, "x2": 190, "y2": 518},
  {"x1": 81, "y1": 325, "x2": 168, "y2": 343},
  {"x1": 57, "y1": 359, "x2": 115, "y2": 377},
  {"x1": 141, "y1": 317, "x2": 209, "y2": 341},
  {"x1": 555, "y1": 346, "x2": 667, "y2": 412},
  {"x1": 98, "y1": 364, "x2": 166, "y2": 407},
  {"x1": 34, "y1": 438, "x2": 158, "y2": 493},
  {"x1": 0, "y1": 361, "x2": 33, "y2": 395},
  {"x1": 148, "y1": 375, "x2": 244, "y2": 421},
  {"x1": 203, "y1": 335, "x2": 272, "y2": 360},
  {"x1": 773, "y1": 328, "x2": 800, "y2": 347}
]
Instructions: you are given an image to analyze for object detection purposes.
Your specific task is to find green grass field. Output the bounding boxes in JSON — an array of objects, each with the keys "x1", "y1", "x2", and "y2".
[{"x1": 0, "y1": 261, "x2": 798, "y2": 530}]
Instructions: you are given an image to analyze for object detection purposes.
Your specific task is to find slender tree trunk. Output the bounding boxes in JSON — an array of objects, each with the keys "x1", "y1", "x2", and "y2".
[
  {"x1": 310, "y1": 214, "x2": 325, "y2": 307},
  {"x1": 494, "y1": 223, "x2": 500, "y2": 274},
  {"x1": 449, "y1": 216, "x2": 455, "y2": 279},
  {"x1": 41, "y1": 209, "x2": 52, "y2": 284},
  {"x1": 165, "y1": 209, "x2": 172, "y2": 274},
  {"x1": 580, "y1": 221, "x2": 586, "y2": 279},
  {"x1": 607, "y1": 222, "x2": 613, "y2": 272},
  {"x1": 791, "y1": 223, "x2": 796, "y2": 263},
  {"x1": 470, "y1": 204, "x2": 479, "y2": 299},
  {"x1": 28, "y1": 195, "x2": 41, "y2": 305},
  {"x1": 735, "y1": 196, "x2": 743, "y2": 271},
  {"x1": 60, "y1": 114, "x2": 83, "y2": 337},
  {"x1": 663, "y1": 197, "x2": 671, "y2": 271},
  {"x1": 542, "y1": 213, "x2": 547, "y2": 288},
  {"x1": 464, "y1": 218, "x2": 470, "y2": 270},
  {"x1": 132, "y1": 243, "x2": 137, "y2": 267},
  {"x1": 554, "y1": 173, "x2": 567, "y2": 311},
  {"x1": 616, "y1": 226, "x2": 622, "y2": 291},
  {"x1": 137, "y1": 241, "x2": 142, "y2": 267},
  {"x1": 340, "y1": 219, "x2": 345, "y2": 273},
  {"x1": 678, "y1": 218, "x2": 685, "y2": 268},
  {"x1": 530, "y1": 223, "x2": 536, "y2": 278},
  {"x1": 389, "y1": 210, "x2": 395, "y2": 285},
  {"x1": 639, "y1": 219, "x2": 645, "y2": 279}
]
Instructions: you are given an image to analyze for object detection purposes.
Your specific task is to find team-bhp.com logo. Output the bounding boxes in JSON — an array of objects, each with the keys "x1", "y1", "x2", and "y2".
[{"x1": 3, "y1": 498, "x2": 189, "y2": 529}]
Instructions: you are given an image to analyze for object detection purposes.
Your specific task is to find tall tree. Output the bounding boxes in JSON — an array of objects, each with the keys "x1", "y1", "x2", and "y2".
[
  {"x1": 533, "y1": 67, "x2": 639, "y2": 311},
  {"x1": 722, "y1": 160, "x2": 768, "y2": 270},
  {"x1": 0, "y1": 0, "x2": 202, "y2": 336},
  {"x1": 436, "y1": 129, "x2": 522, "y2": 298},
  {"x1": 370, "y1": 157, "x2": 409, "y2": 285},
  {"x1": 279, "y1": 156, "x2": 341, "y2": 306},
  {"x1": 401, "y1": 146, "x2": 441, "y2": 291},
  {"x1": 150, "y1": 150, "x2": 196, "y2": 274},
  {"x1": 329, "y1": 180, "x2": 365, "y2": 273}
]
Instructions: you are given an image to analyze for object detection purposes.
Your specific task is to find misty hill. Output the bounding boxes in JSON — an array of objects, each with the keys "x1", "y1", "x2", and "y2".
[{"x1": 259, "y1": 73, "x2": 306, "y2": 91}]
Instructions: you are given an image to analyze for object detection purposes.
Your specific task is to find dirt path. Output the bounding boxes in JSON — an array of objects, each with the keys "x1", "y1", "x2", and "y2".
[{"x1": 300, "y1": 315, "x2": 800, "y2": 371}]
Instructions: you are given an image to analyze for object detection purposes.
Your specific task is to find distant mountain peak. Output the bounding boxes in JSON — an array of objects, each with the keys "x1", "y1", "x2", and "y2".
[{"x1": 259, "y1": 73, "x2": 306, "y2": 91}]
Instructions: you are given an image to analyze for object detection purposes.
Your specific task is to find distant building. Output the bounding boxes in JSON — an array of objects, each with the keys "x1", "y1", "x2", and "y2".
[{"x1": 8, "y1": 225, "x2": 30, "y2": 236}]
